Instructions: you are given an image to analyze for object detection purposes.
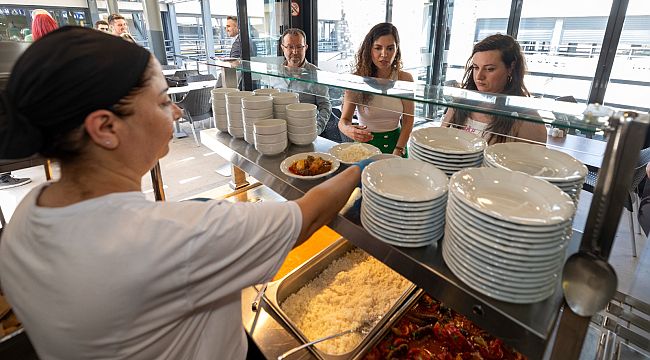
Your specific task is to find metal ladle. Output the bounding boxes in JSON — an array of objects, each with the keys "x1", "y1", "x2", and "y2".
[{"x1": 562, "y1": 112, "x2": 648, "y2": 318}]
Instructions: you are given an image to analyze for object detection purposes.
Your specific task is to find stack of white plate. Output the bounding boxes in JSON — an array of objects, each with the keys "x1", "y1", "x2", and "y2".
[
  {"x1": 225, "y1": 91, "x2": 254, "y2": 138},
  {"x1": 241, "y1": 95, "x2": 273, "y2": 144},
  {"x1": 360, "y1": 158, "x2": 449, "y2": 248},
  {"x1": 409, "y1": 127, "x2": 487, "y2": 176},
  {"x1": 271, "y1": 92, "x2": 299, "y2": 120},
  {"x1": 254, "y1": 88, "x2": 280, "y2": 96},
  {"x1": 286, "y1": 103, "x2": 318, "y2": 145},
  {"x1": 442, "y1": 167, "x2": 576, "y2": 304},
  {"x1": 254, "y1": 119, "x2": 287, "y2": 155},
  {"x1": 211, "y1": 88, "x2": 239, "y2": 132},
  {"x1": 483, "y1": 143, "x2": 588, "y2": 205}
]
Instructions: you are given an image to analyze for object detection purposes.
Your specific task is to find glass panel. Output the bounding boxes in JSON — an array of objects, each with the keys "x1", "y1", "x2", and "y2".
[
  {"x1": 0, "y1": 7, "x2": 31, "y2": 42},
  {"x1": 517, "y1": 0, "x2": 614, "y2": 104},
  {"x1": 603, "y1": 0, "x2": 650, "y2": 112},
  {"x1": 209, "y1": 0, "x2": 237, "y2": 57},
  {"x1": 245, "y1": 0, "x2": 286, "y2": 59},
  {"x1": 316, "y1": 0, "x2": 386, "y2": 73},
  {"x1": 444, "y1": 0, "x2": 511, "y2": 87},
  {"x1": 210, "y1": 59, "x2": 611, "y2": 133},
  {"x1": 391, "y1": 0, "x2": 435, "y2": 81}
]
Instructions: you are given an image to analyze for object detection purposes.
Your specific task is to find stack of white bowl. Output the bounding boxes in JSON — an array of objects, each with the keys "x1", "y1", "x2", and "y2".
[
  {"x1": 211, "y1": 88, "x2": 239, "y2": 132},
  {"x1": 254, "y1": 88, "x2": 280, "y2": 96},
  {"x1": 225, "y1": 91, "x2": 254, "y2": 138},
  {"x1": 409, "y1": 127, "x2": 486, "y2": 176},
  {"x1": 286, "y1": 103, "x2": 318, "y2": 145},
  {"x1": 442, "y1": 167, "x2": 575, "y2": 304},
  {"x1": 271, "y1": 92, "x2": 299, "y2": 119},
  {"x1": 254, "y1": 119, "x2": 288, "y2": 156},
  {"x1": 360, "y1": 158, "x2": 449, "y2": 248},
  {"x1": 241, "y1": 95, "x2": 273, "y2": 144},
  {"x1": 482, "y1": 143, "x2": 587, "y2": 205}
]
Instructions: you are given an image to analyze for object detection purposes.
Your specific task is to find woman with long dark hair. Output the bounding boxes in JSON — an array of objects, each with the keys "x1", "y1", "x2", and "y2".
[
  {"x1": 444, "y1": 34, "x2": 547, "y2": 144},
  {"x1": 337, "y1": 23, "x2": 414, "y2": 156}
]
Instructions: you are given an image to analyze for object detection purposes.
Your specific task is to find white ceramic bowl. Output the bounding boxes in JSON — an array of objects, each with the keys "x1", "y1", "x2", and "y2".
[
  {"x1": 484, "y1": 142, "x2": 588, "y2": 182},
  {"x1": 211, "y1": 87, "x2": 239, "y2": 99},
  {"x1": 287, "y1": 115, "x2": 317, "y2": 127},
  {"x1": 362, "y1": 158, "x2": 449, "y2": 202},
  {"x1": 286, "y1": 103, "x2": 317, "y2": 117},
  {"x1": 255, "y1": 132, "x2": 287, "y2": 144},
  {"x1": 288, "y1": 131, "x2": 317, "y2": 145},
  {"x1": 212, "y1": 99, "x2": 227, "y2": 108},
  {"x1": 271, "y1": 92, "x2": 300, "y2": 104},
  {"x1": 254, "y1": 88, "x2": 280, "y2": 96},
  {"x1": 227, "y1": 103, "x2": 243, "y2": 114},
  {"x1": 274, "y1": 104, "x2": 289, "y2": 112},
  {"x1": 242, "y1": 107, "x2": 273, "y2": 118},
  {"x1": 449, "y1": 167, "x2": 575, "y2": 226},
  {"x1": 256, "y1": 140, "x2": 288, "y2": 156},
  {"x1": 241, "y1": 95, "x2": 273, "y2": 110},
  {"x1": 225, "y1": 91, "x2": 255, "y2": 105},
  {"x1": 411, "y1": 127, "x2": 487, "y2": 154},
  {"x1": 280, "y1": 152, "x2": 340, "y2": 179},
  {"x1": 288, "y1": 123, "x2": 317, "y2": 134},
  {"x1": 228, "y1": 126, "x2": 244, "y2": 138},
  {"x1": 254, "y1": 119, "x2": 287, "y2": 135},
  {"x1": 329, "y1": 142, "x2": 382, "y2": 164}
]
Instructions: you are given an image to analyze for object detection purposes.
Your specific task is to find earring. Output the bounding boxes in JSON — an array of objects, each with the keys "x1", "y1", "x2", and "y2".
[
  {"x1": 507, "y1": 75, "x2": 512, "y2": 84},
  {"x1": 105, "y1": 140, "x2": 111, "y2": 146}
]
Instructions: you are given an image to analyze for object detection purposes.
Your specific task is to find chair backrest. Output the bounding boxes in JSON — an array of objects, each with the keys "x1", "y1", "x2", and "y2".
[
  {"x1": 177, "y1": 88, "x2": 212, "y2": 117},
  {"x1": 187, "y1": 74, "x2": 216, "y2": 83},
  {"x1": 173, "y1": 70, "x2": 199, "y2": 80}
]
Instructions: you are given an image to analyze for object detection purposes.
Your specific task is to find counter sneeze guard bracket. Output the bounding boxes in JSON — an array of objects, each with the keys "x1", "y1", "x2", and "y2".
[{"x1": 549, "y1": 111, "x2": 649, "y2": 359}]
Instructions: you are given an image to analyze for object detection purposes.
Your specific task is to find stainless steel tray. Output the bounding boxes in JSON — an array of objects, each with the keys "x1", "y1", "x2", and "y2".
[{"x1": 264, "y1": 238, "x2": 417, "y2": 360}]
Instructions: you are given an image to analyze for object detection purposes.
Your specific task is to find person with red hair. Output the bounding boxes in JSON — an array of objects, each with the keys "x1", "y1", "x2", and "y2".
[{"x1": 31, "y1": 10, "x2": 58, "y2": 41}]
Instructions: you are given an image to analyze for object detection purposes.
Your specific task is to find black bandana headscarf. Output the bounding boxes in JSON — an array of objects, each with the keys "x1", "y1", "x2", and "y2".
[{"x1": 0, "y1": 26, "x2": 151, "y2": 159}]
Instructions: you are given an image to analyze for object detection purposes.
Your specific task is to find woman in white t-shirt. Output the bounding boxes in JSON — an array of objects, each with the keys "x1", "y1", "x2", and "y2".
[
  {"x1": 0, "y1": 27, "x2": 360, "y2": 360},
  {"x1": 443, "y1": 34, "x2": 547, "y2": 144},
  {"x1": 338, "y1": 23, "x2": 414, "y2": 157}
]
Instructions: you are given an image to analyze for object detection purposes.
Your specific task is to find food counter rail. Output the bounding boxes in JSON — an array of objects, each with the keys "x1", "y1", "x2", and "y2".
[{"x1": 201, "y1": 128, "x2": 582, "y2": 359}]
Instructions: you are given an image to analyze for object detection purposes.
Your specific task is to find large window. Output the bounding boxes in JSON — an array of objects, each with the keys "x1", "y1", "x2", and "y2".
[
  {"x1": 517, "y1": 0, "x2": 614, "y2": 104},
  {"x1": 603, "y1": 0, "x2": 650, "y2": 112},
  {"x1": 444, "y1": 0, "x2": 511, "y2": 86},
  {"x1": 0, "y1": 6, "x2": 90, "y2": 42},
  {"x1": 317, "y1": 0, "x2": 386, "y2": 73},
  {"x1": 391, "y1": 0, "x2": 435, "y2": 81}
]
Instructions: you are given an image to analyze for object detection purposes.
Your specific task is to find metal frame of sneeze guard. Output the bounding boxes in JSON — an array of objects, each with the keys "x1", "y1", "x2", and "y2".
[
  {"x1": 549, "y1": 111, "x2": 649, "y2": 359},
  {"x1": 221, "y1": 64, "x2": 250, "y2": 190}
]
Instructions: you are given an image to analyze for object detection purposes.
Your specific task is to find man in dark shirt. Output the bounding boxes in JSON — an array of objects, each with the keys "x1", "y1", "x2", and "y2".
[{"x1": 225, "y1": 16, "x2": 257, "y2": 58}]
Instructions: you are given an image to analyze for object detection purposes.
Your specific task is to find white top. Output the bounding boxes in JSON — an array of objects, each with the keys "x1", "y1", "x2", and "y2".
[
  {"x1": 357, "y1": 95, "x2": 404, "y2": 132},
  {"x1": 0, "y1": 184, "x2": 302, "y2": 360},
  {"x1": 463, "y1": 118, "x2": 489, "y2": 137}
]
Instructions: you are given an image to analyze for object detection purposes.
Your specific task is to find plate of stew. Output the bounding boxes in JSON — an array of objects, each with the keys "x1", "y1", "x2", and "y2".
[{"x1": 280, "y1": 152, "x2": 340, "y2": 180}]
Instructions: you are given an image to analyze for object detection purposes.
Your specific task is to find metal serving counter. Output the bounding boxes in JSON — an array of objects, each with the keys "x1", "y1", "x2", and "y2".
[{"x1": 201, "y1": 128, "x2": 582, "y2": 359}]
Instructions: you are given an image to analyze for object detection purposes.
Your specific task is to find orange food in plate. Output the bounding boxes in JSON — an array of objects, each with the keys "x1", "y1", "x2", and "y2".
[{"x1": 289, "y1": 155, "x2": 332, "y2": 176}]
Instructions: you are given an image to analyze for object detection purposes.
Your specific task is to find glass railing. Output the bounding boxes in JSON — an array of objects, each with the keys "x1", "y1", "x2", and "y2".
[{"x1": 209, "y1": 59, "x2": 624, "y2": 133}]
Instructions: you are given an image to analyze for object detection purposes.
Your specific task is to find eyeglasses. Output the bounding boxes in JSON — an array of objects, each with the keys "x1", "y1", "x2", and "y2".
[{"x1": 282, "y1": 44, "x2": 306, "y2": 51}]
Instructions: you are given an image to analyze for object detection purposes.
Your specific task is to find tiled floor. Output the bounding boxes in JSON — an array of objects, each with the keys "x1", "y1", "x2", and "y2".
[{"x1": 0, "y1": 122, "x2": 648, "y2": 300}]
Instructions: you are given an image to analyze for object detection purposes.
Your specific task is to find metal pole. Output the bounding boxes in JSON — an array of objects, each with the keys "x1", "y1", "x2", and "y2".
[
  {"x1": 150, "y1": 161, "x2": 166, "y2": 201},
  {"x1": 106, "y1": 0, "x2": 118, "y2": 16},
  {"x1": 200, "y1": 0, "x2": 215, "y2": 68},
  {"x1": 506, "y1": 0, "x2": 523, "y2": 39},
  {"x1": 236, "y1": 0, "x2": 253, "y2": 90},
  {"x1": 167, "y1": 3, "x2": 182, "y2": 68},
  {"x1": 385, "y1": 0, "x2": 393, "y2": 23},
  {"x1": 142, "y1": 0, "x2": 167, "y2": 65},
  {"x1": 87, "y1": 0, "x2": 100, "y2": 24}
]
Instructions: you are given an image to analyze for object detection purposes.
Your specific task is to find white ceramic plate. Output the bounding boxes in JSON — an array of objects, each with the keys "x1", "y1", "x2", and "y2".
[
  {"x1": 409, "y1": 141, "x2": 485, "y2": 161},
  {"x1": 329, "y1": 142, "x2": 382, "y2": 164},
  {"x1": 362, "y1": 212, "x2": 442, "y2": 247},
  {"x1": 447, "y1": 194, "x2": 571, "y2": 236},
  {"x1": 362, "y1": 158, "x2": 448, "y2": 202},
  {"x1": 363, "y1": 197, "x2": 446, "y2": 222},
  {"x1": 411, "y1": 127, "x2": 487, "y2": 154},
  {"x1": 449, "y1": 167, "x2": 575, "y2": 226},
  {"x1": 410, "y1": 147, "x2": 484, "y2": 167},
  {"x1": 361, "y1": 203, "x2": 445, "y2": 232},
  {"x1": 363, "y1": 187, "x2": 447, "y2": 209},
  {"x1": 279, "y1": 152, "x2": 340, "y2": 180},
  {"x1": 484, "y1": 142, "x2": 588, "y2": 182},
  {"x1": 361, "y1": 209, "x2": 444, "y2": 242},
  {"x1": 446, "y1": 202, "x2": 568, "y2": 249}
]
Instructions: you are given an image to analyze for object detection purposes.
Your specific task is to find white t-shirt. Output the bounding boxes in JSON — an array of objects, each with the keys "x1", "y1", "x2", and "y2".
[{"x1": 0, "y1": 184, "x2": 302, "y2": 360}]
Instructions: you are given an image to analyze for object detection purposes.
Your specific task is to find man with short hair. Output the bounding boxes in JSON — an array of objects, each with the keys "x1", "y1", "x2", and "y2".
[
  {"x1": 94, "y1": 20, "x2": 109, "y2": 33},
  {"x1": 224, "y1": 16, "x2": 257, "y2": 58},
  {"x1": 277, "y1": 28, "x2": 332, "y2": 135},
  {"x1": 108, "y1": 14, "x2": 128, "y2": 36}
]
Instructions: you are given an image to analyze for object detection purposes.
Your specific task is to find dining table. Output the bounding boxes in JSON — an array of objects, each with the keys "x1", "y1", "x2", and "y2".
[
  {"x1": 162, "y1": 69, "x2": 178, "y2": 76},
  {"x1": 166, "y1": 80, "x2": 217, "y2": 95},
  {"x1": 546, "y1": 134, "x2": 606, "y2": 170}
]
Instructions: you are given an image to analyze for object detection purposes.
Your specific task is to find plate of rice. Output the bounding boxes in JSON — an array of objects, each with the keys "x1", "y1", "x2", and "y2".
[{"x1": 329, "y1": 143, "x2": 382, "y2": 164}]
